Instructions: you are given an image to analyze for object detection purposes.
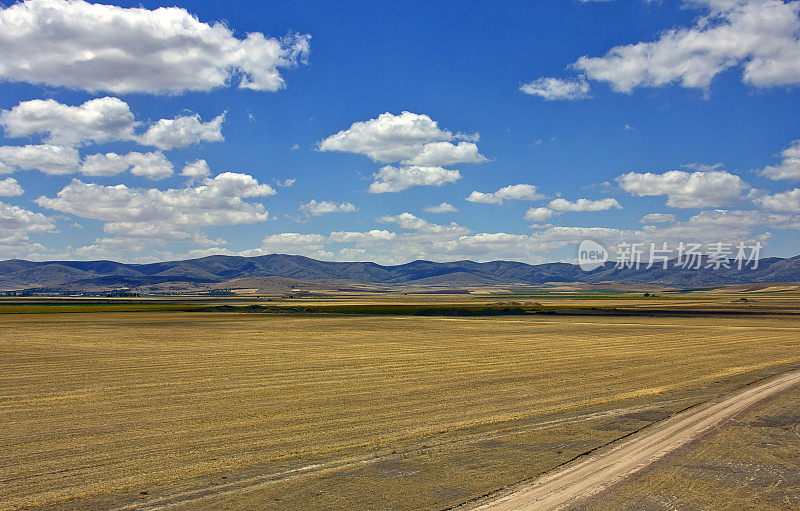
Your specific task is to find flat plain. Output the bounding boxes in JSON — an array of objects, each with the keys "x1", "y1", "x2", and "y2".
[
  {"x1": 1, "y1": 293, "x2": 799, "y2": 510},
  {"x1": 573, "y1": 384, "x2": 800, "y2": 510}
]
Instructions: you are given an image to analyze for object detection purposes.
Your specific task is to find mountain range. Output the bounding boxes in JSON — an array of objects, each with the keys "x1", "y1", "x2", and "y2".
[{"x1": 1, "y1": 253, "x2": 798, "y2": 293}]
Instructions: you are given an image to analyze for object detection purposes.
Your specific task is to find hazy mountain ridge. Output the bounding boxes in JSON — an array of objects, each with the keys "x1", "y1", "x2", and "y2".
[{"x1": 0, "y1": 254, "x2": 798, "y2": 291}]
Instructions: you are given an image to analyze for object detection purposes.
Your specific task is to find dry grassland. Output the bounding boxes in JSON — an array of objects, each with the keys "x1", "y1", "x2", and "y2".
[
  {"x1": 575, "y1": 386, "x2": 800, "y2": 510},
  {"x1": 1, "y1": 311, "x2": 800, "y2": 510}
]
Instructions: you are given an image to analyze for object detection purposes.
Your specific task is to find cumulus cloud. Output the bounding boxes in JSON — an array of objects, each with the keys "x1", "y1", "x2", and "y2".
[
  {"x1": 760, "y1": 140, "x2": 800, "y2": 180},
  {"x1": 328, "y1": 230, "x2": 397, "y2": 242},
  {"x1": 548, "y1": 197, "x2": 622, "y2": 211},
  {"x1": 466, "y1": 184, "x2": 543, "y2": 204},
  {"x1": 0, "y1": 97, "x2": 225, "y2": 150},
  {"x1": 401, "y1": 141, "x2": 485, "y2": 166},
  {"x1": 520, "y1": 77, "x2": 591, "y2": 100},
  {"x1": 138, "y1": 113, "x2": 225, "y2": 150},
  {"x1": 571, "y1": 0, "x2": 800, "y2": 92},
  {"x1": 686, "y1": 208, "x2": 793, "y2": 226},
  {"x1": 241, "y1": 224, "x2": 616, "y2": 265},
  {"x1": 78, "y1": 153, "x2": 132, "y2": 177},
  {"x1": 368, "y1": 165, "x2": 461, "y2": 193},
  {"x1": 319, "y1": 111, "x2": 437, "y2": 162},
  {"x1": 638, "y1": 213, "x2": 677, "y2": 223},
  {"x1": 0, "y1": 144, "x2": 79, "y2": 175},
  {"x1": 233, "y1": 205, "x2": 784, "y2": 265},
  {"x1": 377, "y1": 212, "x2": 470, "y2": 235},
  {"x1": 0, "y1": 97, "x2": 135, "y2": 146},
  {"x1": 250, "y1": 233, "x2": 332, "y2": 259},
  {"x1": 79, "y1": 151, "x2": 173, "y2": 180},
  {"x1": 424, "y1": 202, "x2": 458, "y2": 213},
  {"x1": 124, "y1": 152, "x2": 174, "y2": 180},
  {"x1": 242, "y1": 229, "x2": 403, "y2": 260},
  {"x1": 521, "y1": 198, "x2": 620, "y2": 223},
  {"x1": 319, "y1": 112, "x2": 484, "y2": 191},
  {"x1": 617, "y1": 170, "x2": 749, "y2": 208},
  {"x1": 524, "y1": 207, "x2": 555, "y2": 222},
  {"x1": 181, "y1": 159, "x2": 212, "y2": 179},
  {"x1": 754, "y1": 187, "x2": 800, "y2": 212},
  {"x1": 0, "y1": 200, "x2": 55, "y2": 246},
  {"x1": 0, "y1": 0, "x2": 310, "y2": 94},
  {"x1": 36, "y1": 173, "x2": 275, "y2": 241},
  {"x1": 318, "y1": 112, "x2": 484, "y2": 164},
  {"x1": 299, "y1": 200, "x2": 357, "y2": 216},
  {"x1": 0, "y1": 177, "x2": 24, "y2": 197},
  {"x1": 101, "y1": 222, "x2": 215, "y2": 243}
]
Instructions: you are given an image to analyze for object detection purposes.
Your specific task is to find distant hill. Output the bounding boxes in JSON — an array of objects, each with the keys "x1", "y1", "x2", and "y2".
[{"x1": 0, "y1": 253, "x2": 798, "y2": 292}]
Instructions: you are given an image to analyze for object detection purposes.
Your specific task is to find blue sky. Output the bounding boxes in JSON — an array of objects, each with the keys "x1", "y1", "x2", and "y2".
[{"x1": 1, "y1": 0, "x2": 799, "y2": 264}]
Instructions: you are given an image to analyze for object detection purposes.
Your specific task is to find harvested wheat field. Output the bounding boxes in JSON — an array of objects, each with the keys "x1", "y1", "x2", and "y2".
[
  {"x1": 2, "y1": 310, "x2": 800, "y2": 510},
  {"x1": 572, "y1": 383, "x2": 800, "y2": 510}
]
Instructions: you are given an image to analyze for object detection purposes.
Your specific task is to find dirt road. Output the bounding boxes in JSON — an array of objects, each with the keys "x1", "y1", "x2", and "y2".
[{"x1": 463, "y1": 368, "x2": 800, "y2": 511}]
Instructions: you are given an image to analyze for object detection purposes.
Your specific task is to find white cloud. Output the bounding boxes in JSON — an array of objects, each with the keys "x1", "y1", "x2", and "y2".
[
  {"x1": 199, "y1": 172, "x2": 276, "y2": 199},
  {"x1": 521, "y1": 198, "x2": 620, "y2": 223},
  {"x1": 329, "y1": 224, "x2": 582, "y2": 264},
  {"x1": 0, "y1": 200, "x2": 55, "y2": 247},
  {"x1": 318, "y1": 111, "x2": 485, "y2": 166},
  {"x1": 121, "y1": 152, "x2": 174, "y2": 180},
  {"x1": 368, "y1": 165, "x2": 461, "y2": 193},
  {"x1": 250, "y1": 233, "x2": 332, "y2": 259},
  {"x1": 0, "y1": 202, "x2": 53, "y2": 232},
  {"x1": 181, "y1": 159, "x2": 211, "y2": 179},
  {"x1": 0, "y1": 177, "x2": 23, "y2": 197},
  {"x1": 520, "y1": 77, "x2": 591, "y2": 100},
  {"x1": 79, "y1": 151, "x2": 173, "y2": 180},
  {"x1": 617, "y1": 170, "x2": 748, "y2": 208},
  {"x1": 78, "y1": 153, "x2": 130, "y2": 177},
  {"x1": 638, "y1": 213, "x2": 677, "y2": 223},
  {"x1": 36, "y1": 173, "x2": 275, "y2": 241},
  {"x1": 101, "y1": 222, "x2": 214, "y2": 243},
  {"x1": 242, "y1": 229, "x2": 403, "y2": 260},
  {"x1": 466, "y1": 184, "x2": 543, "y2": 204},
  {"x1": 0, "y1": 97, "x2": 135, "y2": 146},
  {"x1": 0, "y1": 144, "x2": 79, "y2": 175},
  {"x1": 276, "y1": 178, "x2": 296, "y2": 187},
  {"x1": 548, "y1": 197, "x2": 622, "y2": 211},
  {"x1": 524, "y1": 207, "x2": 555, "y2": 222},
  {"x1": 319, "y1": 112, "x2": 484, "y2": 193},
  {"x1": 0, "y1": 97, "x2": 225, "y2": 150},
  {"x1": 0, "y1": 0, "x2": 310, "y2": 94},
  {"x1": 760, "y1": 140, "x2": 800, "y2": 180},
  {"x1": 233, "y1": 207, "x2": 781, "y2": 266},
  {"x1": 329, "y1": 230, "x2": 396, "y2": 242},
  {"x1": 573, "y1": 0, "x2": 800, "y2": 92},
  {"x1": 686, "y1": 208, "x2": 793, "y2": 226},
  {"x1": 138, "y1": 113, "x2": 225, "y2": 150},
  {"x1": 754, "y1": 188, "x2": 800, "y2": 212},
  {"x1": 424, "y1": 202, "x2": 458, "y2": 213},
  {"x1": 299, "y1": 200, "x2": 358, "y2": 216},
  {"x1": 377, "y1": 212, "x2": 470, "y2": 235},
  {"x1": 402, "y1": 141, "x2": 486, "y2": 166}
]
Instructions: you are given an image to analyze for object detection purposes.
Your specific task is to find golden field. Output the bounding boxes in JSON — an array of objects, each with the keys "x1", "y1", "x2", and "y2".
[
  {"x1": 1, "y1": 301, "x2": 800, "y2": 510},
  {"x1": 576, "y1": 386, "x2": 800, "y2": 510}
]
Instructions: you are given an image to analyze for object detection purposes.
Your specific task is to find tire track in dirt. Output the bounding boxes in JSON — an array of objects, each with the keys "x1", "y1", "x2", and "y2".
[{"x1": 457, "y1": 369, "x2": 800, "y2": 511}]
